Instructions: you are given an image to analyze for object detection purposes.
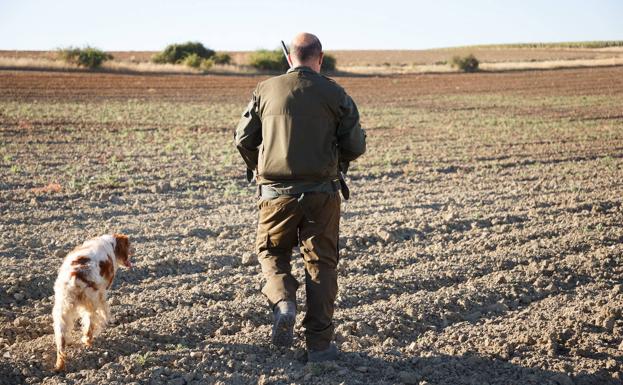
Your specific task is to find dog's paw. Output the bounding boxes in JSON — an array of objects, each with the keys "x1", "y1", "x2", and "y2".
[
  {"x1": 54, "y1": 357, "x2": 66, "y2": 372},
  {"x1": 81, "y1": 335, "x2": 93, "y2": 348}
]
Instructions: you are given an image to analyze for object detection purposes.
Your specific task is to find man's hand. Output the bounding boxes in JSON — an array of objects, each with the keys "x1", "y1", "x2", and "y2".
[{"x1": 235, "y1": 90, "x2": 262, "y2": 172}]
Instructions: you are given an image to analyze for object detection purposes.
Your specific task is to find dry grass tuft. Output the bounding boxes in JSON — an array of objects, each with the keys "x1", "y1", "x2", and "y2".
[
  {"x1": 481, "y1": 57, "x2": 623, "y2": 71},
  {"x1": 1, "y1": 54, "x2": 622, "y2": 76},
  {"x1": 30, "y1": 182, "x2": 62, "y2": 194},
  {"x1": 0, "y1": 57, "x2": 76, "y2": 70},
  {"x1": 0, "y1": 56, "x2": 269, "y2": 75}
]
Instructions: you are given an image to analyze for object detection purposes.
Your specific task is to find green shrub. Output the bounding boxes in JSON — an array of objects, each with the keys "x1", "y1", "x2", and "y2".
[
  {"x1": 451, "y1": 54, "x2": 479, "y2": 72},
  {"x1": 200, "y1": 58, "x2": 214, "y2": 71},
  {"x1": 57, "y1": 46, "x2": 113, "y2": 68},
  {"x1": 182, "y1": 53, "x2": 203, "y2": 68},
  {"x1": 248, "y1": 49, "x2": 289, "y2": 71},
  {"x1": 321, "y1": 54, "x2": 337, "y2": 72},
  {"x1": 212, "y1": 52, "x2": 232, "y2": 65},
  {"x1": 152, "y1": 42, "x2": 215, "y2": 64},
  {"x1": 57, "y1": 47, "x2": 79, "y2": 63}
]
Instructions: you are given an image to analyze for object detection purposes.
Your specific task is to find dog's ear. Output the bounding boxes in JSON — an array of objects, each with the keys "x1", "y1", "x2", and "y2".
[{"x1": 113, "y1": 233, "x2": 131, "y2": 267}]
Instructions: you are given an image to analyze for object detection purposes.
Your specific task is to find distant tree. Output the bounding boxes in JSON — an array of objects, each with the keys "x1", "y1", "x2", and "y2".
[
  {"x1": 212, "y1": 53, "x2": 232, "y2": 65},
  {"x1": 451, "y1": 54, "x2": 479, "y2": 72},
  {"x1": 321, "y1": 54, "x2": 337, "y2": 72},
  {"x1": 57, "y1": 46, "x2": 113, "y2": 69},
  {"x1": 248, "y1": 49, "x2": 289, "y2": 71},
  {"x1": 152, "y1": 42, "x2": 215, "y2": 64}
]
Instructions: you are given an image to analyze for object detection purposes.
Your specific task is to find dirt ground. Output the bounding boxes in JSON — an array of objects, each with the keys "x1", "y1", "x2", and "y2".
[{"x1": 1, "y1": 66, "x2": 622, "y2": 385}]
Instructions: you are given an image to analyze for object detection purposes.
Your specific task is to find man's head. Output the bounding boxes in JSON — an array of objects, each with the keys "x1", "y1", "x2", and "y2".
[{"x1": 289, "y1": 32, "x2": 323, "y2": 72}]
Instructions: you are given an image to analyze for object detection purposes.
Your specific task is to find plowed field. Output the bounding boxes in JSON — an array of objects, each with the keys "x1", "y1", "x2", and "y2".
[{"x1": 1, "y1": 66, "x2": 622, "y2": 385}]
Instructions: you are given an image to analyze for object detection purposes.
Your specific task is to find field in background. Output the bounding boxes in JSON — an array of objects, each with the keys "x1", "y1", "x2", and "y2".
[
  {"x1": 2, "y1": 42, "x2": 623, "y2": 74},
  {"x1": 1, "y1": 67, "x2": 622, "y2": 384}
]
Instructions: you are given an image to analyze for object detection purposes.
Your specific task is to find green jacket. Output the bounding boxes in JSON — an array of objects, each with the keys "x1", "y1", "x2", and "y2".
[{"x1": 235, "y1": 66, "x2": 366, "y2": 184}]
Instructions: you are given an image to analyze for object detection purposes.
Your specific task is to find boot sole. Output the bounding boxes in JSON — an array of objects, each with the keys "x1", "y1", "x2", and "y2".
[{"x1": 271, "y1": 313, "x2": 295, "y2": 347}]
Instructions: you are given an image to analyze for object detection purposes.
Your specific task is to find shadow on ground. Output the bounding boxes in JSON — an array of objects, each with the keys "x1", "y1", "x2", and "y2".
[{"x1": 2, "y1": 340, "x2": 616, "y2": 385}]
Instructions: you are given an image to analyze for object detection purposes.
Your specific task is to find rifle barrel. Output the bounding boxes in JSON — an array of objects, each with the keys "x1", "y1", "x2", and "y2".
[{"x1": 280, "y1": 40, "x2": 293, "y2": 68}]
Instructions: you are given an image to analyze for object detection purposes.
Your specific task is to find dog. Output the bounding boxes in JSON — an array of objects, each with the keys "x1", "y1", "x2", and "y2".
[{"x1": 52, "y1": 234, "x2": 132, "y2": 371}]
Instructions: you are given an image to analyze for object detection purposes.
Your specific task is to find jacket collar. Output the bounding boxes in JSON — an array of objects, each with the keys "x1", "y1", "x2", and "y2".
[{"x1": 287, "y1": 66, "x2": 317, "y2": 74}]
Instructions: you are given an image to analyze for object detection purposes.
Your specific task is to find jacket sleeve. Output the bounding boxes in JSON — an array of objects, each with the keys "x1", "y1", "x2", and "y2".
[
  {"x1": 234, "y1": 90, "x2": 262, "y2": 170},
  {"x1": 336, "y1": 91, "x2": 366, "y2": 163}
]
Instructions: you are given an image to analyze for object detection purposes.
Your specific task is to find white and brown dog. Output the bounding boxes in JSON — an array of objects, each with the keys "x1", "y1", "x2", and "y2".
[{"x1": 52, "y1": 234, "x2": 132, "y2": 371}]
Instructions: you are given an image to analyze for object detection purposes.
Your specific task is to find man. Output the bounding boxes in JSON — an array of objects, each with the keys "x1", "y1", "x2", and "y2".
[{"x1": 235, "y1": 32, "x2": 366, "y2": 362}]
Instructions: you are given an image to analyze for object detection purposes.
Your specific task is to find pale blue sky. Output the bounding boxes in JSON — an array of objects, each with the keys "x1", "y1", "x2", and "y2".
[{"x1": 0, "y1": 0, "x2": 621, "y2": 51}]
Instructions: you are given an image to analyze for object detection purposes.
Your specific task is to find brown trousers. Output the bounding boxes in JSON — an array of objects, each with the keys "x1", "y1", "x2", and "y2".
[{"x1": 255, "y1": 192, "x2": 340, "y2": 350}]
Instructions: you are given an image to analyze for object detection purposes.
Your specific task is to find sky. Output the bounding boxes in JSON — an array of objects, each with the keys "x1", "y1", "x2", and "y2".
[{"x1": 0, "y1": 0, "x2": 622, "y2": 51}]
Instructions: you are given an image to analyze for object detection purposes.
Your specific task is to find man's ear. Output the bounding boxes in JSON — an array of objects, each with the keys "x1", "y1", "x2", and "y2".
[{"x1": 319, "y1": 52, "x2": 324, "y2": 66}]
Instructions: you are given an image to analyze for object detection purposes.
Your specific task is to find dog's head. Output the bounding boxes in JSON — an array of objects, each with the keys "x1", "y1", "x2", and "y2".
[{"x1": 113, "y1": 233, "x2": 133, "y2": 269}]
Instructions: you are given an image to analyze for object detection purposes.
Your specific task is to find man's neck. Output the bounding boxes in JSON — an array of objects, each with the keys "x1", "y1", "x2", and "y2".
[
  {"x1": 291, "y1": 62, "x2": 318, "y2": 72},
  {"x1": 288, "y1": 65, "x2": 316, "y2": 74}
]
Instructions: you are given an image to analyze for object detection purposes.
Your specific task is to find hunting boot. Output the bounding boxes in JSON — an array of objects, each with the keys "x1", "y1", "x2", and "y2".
[
  {"x1": 308, "y1": 342, "x2": 339, "y2": 362},
  {"x1": 272, "y1": 300, "x2": 296, "y2": 347}
]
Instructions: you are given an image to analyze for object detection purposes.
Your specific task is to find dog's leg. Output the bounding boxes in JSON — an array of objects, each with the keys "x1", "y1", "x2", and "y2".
[
  {"x1": 80, "y1": 312, "x2": 94, "y2": 347},
  {"x1": 102, "y1": 297, "x2": 111, "y2": 325},
  {"x1": 92, "y1": 296, "x2": 110, "y2": 339},
  {"x1": 79, "y1": 295, "x2": 98, "y2": 347},
  {"x1": 53, "y1": 300, "x2": 74, "y2": 371},
  {"x1": 97, "y1": 292, "x2": 110, "y2": 334}
]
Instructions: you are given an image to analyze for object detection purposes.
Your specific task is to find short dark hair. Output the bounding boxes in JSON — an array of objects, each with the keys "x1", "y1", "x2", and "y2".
[{"x1": 291, "y1": 37, "x2": 322, "y2": 62}]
